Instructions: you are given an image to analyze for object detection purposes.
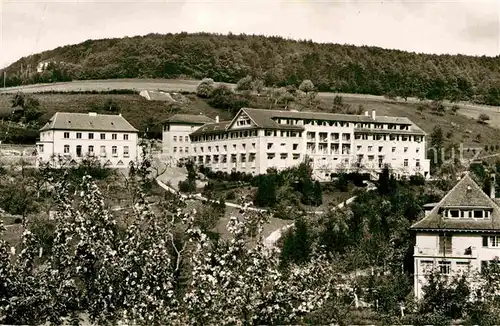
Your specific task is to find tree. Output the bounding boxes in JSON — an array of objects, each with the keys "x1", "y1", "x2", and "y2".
[
  {"x1": 251, "y1": 78, "x2": 264, "y2": 94},
  {"x1": 313, "y1": 181, "x2": 323, "y2": 206},
  {"x1": 102, "y1": 98, "x2": 120, "y2": 112},
  {"x1": 10, "y1": 92, "x2": 44, "y2": 125},
  {"x1": 178, "y1": 160, "x2": 197, "y2": 193},
  {"x1": 254, "y1": 175, "x2": 277, "y2": 207},
  {"x1": 377, "y1": 165, "x2": 396, "y2": 196},
  {"x1": 280, "y1": 217, "x2": 312, "y2": 266},
  {"x1": 207, "y1": 84, "x2": 248, "y2": 113},
  {"x1": 299, "y1": 80, "x2": 315, "y2": 94},
  {"x1": 236, "y1": 75, "x2": 253, "y2": 91},
  {"x1": 299, "y1": 80, "x2": 316, "y2": 106},
  {"x1": 196, "y1": 78, "x2": 215, "y2": 98},
  {"x1": 430, "y1": 126, "x2": 444, "y2": 167},
  {"x1": 478, "y1": 113, "x2": 490, "y2": 124}
]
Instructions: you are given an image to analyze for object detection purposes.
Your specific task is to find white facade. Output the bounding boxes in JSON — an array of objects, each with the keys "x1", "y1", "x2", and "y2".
[
  {"x1": 412, "y1": 173, "x2": 500, "y2": 300},
  {"x1": 184, "y1": 108, "x2": 430, "y2": 180},
  {"x1": 162, "y1": 114, "x2": 215, "y2": 165},
  {"x1": 35, "y1": 112, "x2": 139, "y2": 168}
]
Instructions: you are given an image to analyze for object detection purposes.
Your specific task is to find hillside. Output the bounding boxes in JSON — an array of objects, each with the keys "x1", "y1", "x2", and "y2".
[
  {"x1": 1, "y1": 89, "x2": 500, "y2": 161},
  {"x1": 3, "y1": 32, "x2": 500, "y2": 105}
]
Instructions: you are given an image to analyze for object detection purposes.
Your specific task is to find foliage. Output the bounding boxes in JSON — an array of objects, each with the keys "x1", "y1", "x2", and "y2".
[
  {"x1": 419, "y1": 271, "x2": 471, "y2": 320},
  {"x1": 178, "y1": 160, "x2": 197, "y2": 193},
  {"x1": 299, "y1": 80, "x2": 315, "y2": 93},
  {"x1": 9, "y1": 92, "x2": 45, "y2": 126},
  {"x1": 0, "y1": 150, "x2": 343, "y2": 324},
  {"x1": 478, "y1": 113, "x2": 491, "y2": 124},
  {"x1": 196, "y1": 78, "x2": 215, "y2": 98},
  {"x1": 280, "y1": 217, "x2": 312, "y2": 266},
  {"x1": 235, "y1": 75, "x2": 253, "y2": 91},
  {"x1": 207, "y1": 84, "x2": 249, "y2": 113}
]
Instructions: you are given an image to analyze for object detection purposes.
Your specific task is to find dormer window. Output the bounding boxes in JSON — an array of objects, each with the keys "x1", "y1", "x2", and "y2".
[
  {"x1": 449, "y1": 210, "x2": 459, "y2": 218},
  {"x1": 474, "y1": 210, "x2": 485, "y2": 219}
]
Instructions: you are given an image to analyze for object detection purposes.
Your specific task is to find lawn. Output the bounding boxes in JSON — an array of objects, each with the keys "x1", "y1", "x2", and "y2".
[{"x1": 0, "y1": 78, "x2": 236, "y2": 94}]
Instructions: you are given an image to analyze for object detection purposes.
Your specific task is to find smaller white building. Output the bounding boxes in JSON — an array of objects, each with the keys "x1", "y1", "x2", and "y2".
[
  {"x1": 412, "y1": 173, "x2": 500, "y2": 300},
  {"x1": 162, "y1": 114, "x2": 216, "y2": 164},
  {"x1": 36, "y1": 112, "x2": 139, "y2": 168}
]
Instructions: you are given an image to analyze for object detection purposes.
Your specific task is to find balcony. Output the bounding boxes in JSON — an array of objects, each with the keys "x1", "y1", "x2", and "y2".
[{"x1": 414, "y1": 246, "x2": 477, "y2": 259}]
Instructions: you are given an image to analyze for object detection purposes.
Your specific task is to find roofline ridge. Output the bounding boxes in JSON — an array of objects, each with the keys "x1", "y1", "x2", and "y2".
[{"x1": 411, "y1": 173, "x2": 473, "y2": 229}]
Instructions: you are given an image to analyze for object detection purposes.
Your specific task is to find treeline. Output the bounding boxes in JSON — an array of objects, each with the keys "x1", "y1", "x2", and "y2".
[{"x1": 3, "y1": 32, "x2": 500, "y2": 105}]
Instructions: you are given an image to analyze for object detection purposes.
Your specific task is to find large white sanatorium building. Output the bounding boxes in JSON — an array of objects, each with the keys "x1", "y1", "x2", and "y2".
[
  {"x1": 36, "y1": 112, "x2": 139, "y2": 168},
  {"x1": 412, "y1": 173, "x2": 500, "y2": 300},
  {"x1": 162, "y1": 108, "x2": 430, "y2": 180}
]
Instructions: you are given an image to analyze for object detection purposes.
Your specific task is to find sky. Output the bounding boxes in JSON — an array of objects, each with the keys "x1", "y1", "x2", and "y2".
[{"x1": 1, "y1": 0, "x2": 499, "y2": 68}]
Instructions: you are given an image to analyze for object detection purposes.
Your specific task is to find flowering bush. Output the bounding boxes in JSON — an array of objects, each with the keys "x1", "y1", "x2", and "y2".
[{"x1": 0, "y1": 147, "x2": 343, "y2": 325}]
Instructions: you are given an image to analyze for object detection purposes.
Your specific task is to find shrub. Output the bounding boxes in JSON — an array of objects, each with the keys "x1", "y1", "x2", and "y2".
[
  {"x1": 225, "y1": 190, "x2": 236, "y2": 201},
  {"x1": 236, "y1": 75, "x2": 253, "y2": 91},
  {"x1": 478, "y1": 113, "x2": 490, "y2": 124},
  {"x1": 409, "y1": 174, "x2": 426, "y2": 186},
  {"x1": 280, "y1": 218, "x2": 311, "y2": 267},
  {"x1": 208, "y1": 84, "x2": 249, "y2": 113},
  {"x1": 178, "y1": 179, "x2": 195, "y2": 193},
  {"x1": 196, "y1": 78, "x2": 215, "y2": 98}
]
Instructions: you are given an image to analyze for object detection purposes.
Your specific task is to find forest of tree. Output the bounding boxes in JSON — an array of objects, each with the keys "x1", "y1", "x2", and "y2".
[{"x1": 3, "y1": 32, "x2": 500, "y2": 105}]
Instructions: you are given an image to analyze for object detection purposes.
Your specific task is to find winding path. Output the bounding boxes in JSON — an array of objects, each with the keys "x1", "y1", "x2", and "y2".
[
  {"x1": 155, "y1": 176, "x2": 376, "y2": 248},
  {"x1": 263, "y1": 183, "x2": 377, "y2": 248}
]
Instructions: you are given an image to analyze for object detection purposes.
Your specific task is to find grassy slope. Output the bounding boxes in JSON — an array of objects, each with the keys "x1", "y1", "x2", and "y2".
[
  {"x1": 1, "y1": 77, "x2": 500, "y2": 157},
  {"x1": 0, "y1": 92, "x2": 234, "y2": 132}
]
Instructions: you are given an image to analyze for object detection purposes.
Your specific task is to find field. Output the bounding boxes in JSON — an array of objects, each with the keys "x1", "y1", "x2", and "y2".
[
  {"x1": 2, "y1": 78, "x2": 500, "y2": 128},
  {"x1": 0, "y1": 79, "x2": 236, "y2": 94}
]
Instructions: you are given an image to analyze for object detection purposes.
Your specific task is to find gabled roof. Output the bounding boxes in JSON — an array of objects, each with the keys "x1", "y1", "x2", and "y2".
[
  {"x1": 190, "y1": 121, "x2": 231, "y2": 136},
  {"x1": 411, "y1": 173, "x2": 500, "y2": 232},
  {"x1": 227, "y1": 108, "x2": 425, "y2": 134},
  {"x1": 39, "y1": 112, "x2": 138, "y2": 132},
  {"x1": 164, "y1": 114, "x2": 215, "y2": 125}
]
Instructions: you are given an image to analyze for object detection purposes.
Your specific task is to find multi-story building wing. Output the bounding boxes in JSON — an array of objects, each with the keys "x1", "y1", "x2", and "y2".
[
  {"x1": 412, "y1": 173, "x2": 500, "y2": 300},
  {"x1": 36, "y1": 112, "x2": 139, "y2": 168},
  {"x1": 162, "y1": 114, "x2": 215, "y2": 164},
  {"x1": 187, "y1": 108, "x2": 430, "y2": 179}
]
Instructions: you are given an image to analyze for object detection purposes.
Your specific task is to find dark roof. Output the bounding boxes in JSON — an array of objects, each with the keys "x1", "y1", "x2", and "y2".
[
  {"x1": 39, "y1": 112, "x2": 138, "y2": 132},
  {"x1": 354, "y1": 128, "x2": 425, "y2": 136},
  {"x1": 165, "y1": 114, "x2": 215, "y2": 125},
  {"x1": 241, "y1": 107, "x2": 419, "y2": 126},
  {"x1": 190, "y1": 121, "x2": 231, "y2": 136},
  {"x1": 411, "y1": 173, "x2": 500, "y2": 232}
]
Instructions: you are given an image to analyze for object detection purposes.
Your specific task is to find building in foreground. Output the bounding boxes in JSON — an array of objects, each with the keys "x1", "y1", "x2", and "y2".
[
  {"x1": 162, "y1": 114, "x2": 216, "y2": 165},
  {"x1": 411, "y1": 173, "x2": 500, "y2": 300},
  {"x1": 184, "y1": 108, "x2": 430, "y2": 180},
  {"x1": 36, "y1": 112, "x2": 139, "y2": 168}
]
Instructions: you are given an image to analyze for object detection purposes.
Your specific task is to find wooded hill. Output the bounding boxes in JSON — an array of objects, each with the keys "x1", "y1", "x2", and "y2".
[{"x1": 3, "y1": 32, "x2": 500, "y2": 105}]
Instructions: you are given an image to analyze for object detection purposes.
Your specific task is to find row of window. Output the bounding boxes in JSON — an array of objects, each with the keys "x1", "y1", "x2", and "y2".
[
  {"x1": 441, "y1": 209, "x2": 491, "y2": 219},
  {"x1": 63, "y1": 145, "x2": 129, "y2": 158},
  {"x1": 195, "y1": 153, "x2": 259, "y2": 164},
  {"x1": 173, "y1": 136, "x2": 190, "y2": 142},
  {"x1": 355, "y1": 134, "x2": 423, "y2": 142},
  {"x1": 307, "y1": 132, "x2": 350, "y2": 142},
  {"x1": 274, "y1": 118, "x2": 412, "y2": 131},
  {"x1": 421, "y1": 260, "x2": 500, "y2": 276},
  {"x1": 192, "y1": 130, "x2": 261, "y2": 142},
  {"x1": 190, "y1": 130, "x2": 423, "y2": 143},
  {"x1": 63, "y1": 132, "x2": 129, "y2": 140}
]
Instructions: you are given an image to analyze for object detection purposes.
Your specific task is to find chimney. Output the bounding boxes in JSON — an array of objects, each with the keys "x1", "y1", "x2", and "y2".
[
  {"x1": 118, "y1": 113, "x2": 122, "y2": 117},
  {"x1": 215, "y1": 115, "x2": 219, "y2": 123},
  {"x1": 371, "y1": 110, "x2": 376, "y2": 120},
  {"x1": 88, "y1": 112, "x2": 97, "y2": 117},
  {"x1": 364, "y1": 111, "x2": 369, "y2": 116},
  {"x1": 491, "y1": 173, "x2": 496, "y2": 198}
]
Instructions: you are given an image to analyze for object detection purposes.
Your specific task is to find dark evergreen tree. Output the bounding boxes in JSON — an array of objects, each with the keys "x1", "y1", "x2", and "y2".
[{"x1": 280, "y1": 217, "x2": 311, "y2": 266}]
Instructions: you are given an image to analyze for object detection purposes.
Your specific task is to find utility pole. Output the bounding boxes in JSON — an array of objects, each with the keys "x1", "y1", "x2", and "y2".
[{"x1": 3, "y1": 71, "x2": 5, "y2": 88}]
